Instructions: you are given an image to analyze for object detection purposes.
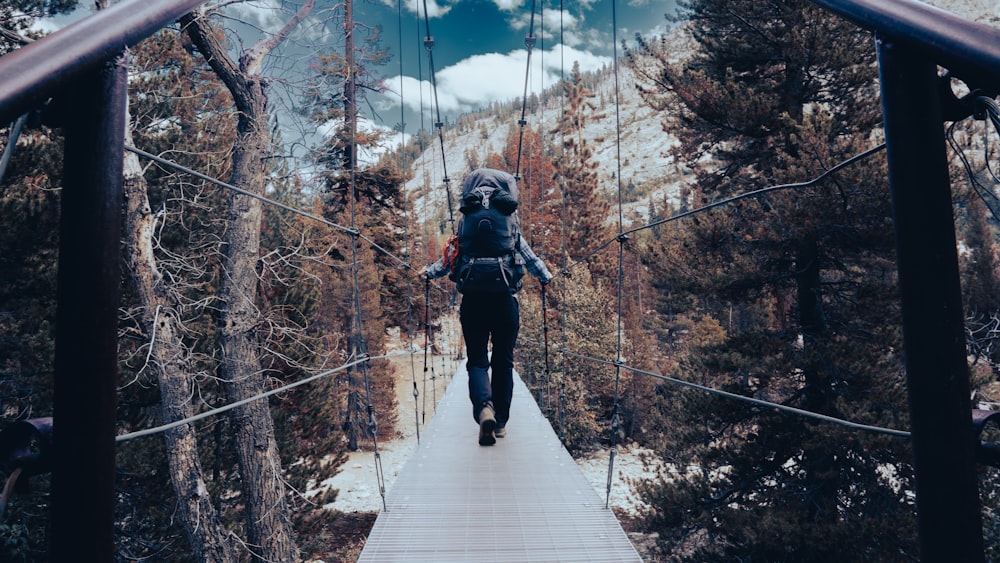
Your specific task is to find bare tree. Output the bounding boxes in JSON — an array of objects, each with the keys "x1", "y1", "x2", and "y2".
[
  {"x1": 178, "y1": 2, "x2": 317, "y2": 559},
  {"x1": 123, "y1": 112, "x2": 238, "y2": 562}
]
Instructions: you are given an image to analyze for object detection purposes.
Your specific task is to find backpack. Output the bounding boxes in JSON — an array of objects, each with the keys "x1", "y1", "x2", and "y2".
[{"x1": 451, "y1": 169, "x2": 524, "y2": 294}]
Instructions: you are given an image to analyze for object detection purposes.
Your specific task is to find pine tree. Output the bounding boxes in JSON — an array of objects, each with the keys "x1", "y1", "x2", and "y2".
[
  {"x1": 305, "y1": 11, "x2": 406, "y2": 450},
  {"x1": 0, "y1": 0, "x2": 76, "y2": 55},
  {"x1": 626, "y1": 0, "x2": 918, "y2": 558},
  {"x1": 551, "y1": 62, "x2": 614, "y2": 276}
]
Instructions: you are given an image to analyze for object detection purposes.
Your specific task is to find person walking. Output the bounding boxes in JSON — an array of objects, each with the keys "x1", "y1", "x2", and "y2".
[{"x1": 424, "y1": 168, "x2": 553, "y2": 446}]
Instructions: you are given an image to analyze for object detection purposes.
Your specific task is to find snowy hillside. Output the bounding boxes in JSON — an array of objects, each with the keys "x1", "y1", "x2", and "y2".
[
  {"x1": 403, "y1": 0, "x2": 998, "y2": 225},
  {"x1": 404, "y1": 62, "x2": 686, "y2": 227},
  {"x1": 928, "y1": 0, "x2": 998, "y2": 21}
]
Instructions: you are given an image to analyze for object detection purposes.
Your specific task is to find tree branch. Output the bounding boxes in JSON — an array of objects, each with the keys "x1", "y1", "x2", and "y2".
[{"x1": 242, "y1": 0, "x2": 316, "y2": 76}]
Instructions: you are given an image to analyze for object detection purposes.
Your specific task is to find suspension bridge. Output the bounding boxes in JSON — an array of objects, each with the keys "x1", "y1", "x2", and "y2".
[
  {"x1": 1, "y1": 0, "x2": 1000, "y2": 561},
  {"x1": 358, "y1": 366, "x2": 641, "y2": 562}
]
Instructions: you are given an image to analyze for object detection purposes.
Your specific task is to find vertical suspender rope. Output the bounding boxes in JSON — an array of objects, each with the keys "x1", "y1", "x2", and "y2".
[
  {"x1": 416, "y1": 0, "x2": 431, "y2": 429},
  {"x1": 344, "y1": 3, "x2": 387, "y2": 511},
  {"x1": 422, "y1": 278, "x2": 431, "y2": 424},
  {"x1": 556, "y1": 0, "x2": 568, "y2": 446},
  {"x1": 398, "y1": 0, "x2": 421, "y2": 444},
  {"x1": 416, "y1": 9, "x2": 426, "y2": 136},
  {"x1": 513, "y1": 0, "x2": 538, "y2": 181},
  {"x1": 541, "y1": 282, "x2": 551, "y2": 410},
  {"x1": 418, "y1": 0, "x2": 459, "y2": 416},
  {"x1": 513, "y1": 0, "x2": 541, "y2": 404},
  {"x1": 407, "y1": 255, "x2": 421, "y2": 443},
  {"x1": 421, "y1": 0, "x2": 455, "y2": 233},
  {"x1": 605, "y1": 0, "x2": 626, "y2": 511},
  {"x1": 431, "y1": 289, "x2": 440, "y2": 408}
]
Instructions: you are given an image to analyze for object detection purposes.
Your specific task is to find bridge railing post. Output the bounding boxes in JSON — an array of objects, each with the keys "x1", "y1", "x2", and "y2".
[
  {"x1": 876, "y1": 33, "x2": 984, "y2": 562},
  {"x1": 50, "y1": 53, "x2": 127, "y2": 561}
]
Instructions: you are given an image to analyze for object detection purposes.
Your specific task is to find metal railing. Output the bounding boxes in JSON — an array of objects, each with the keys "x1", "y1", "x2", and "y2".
[
  {"x1": 0, "y1": 0, "x2": 998, "y2": 560},
  {"x1": 0, "y1": 2, "x2": 206, "y2": 560},
  {"x1": 807, "y1": 2, "x2": 999, "y2": 561}
]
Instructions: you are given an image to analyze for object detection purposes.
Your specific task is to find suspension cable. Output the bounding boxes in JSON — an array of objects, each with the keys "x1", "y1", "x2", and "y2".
[
  {"x1": 398, "y1": 0, "x2": 421, "y2": 444},
  {"x1": 541, "y1": 282, "x2": 551, "y2": 409},
  {"x1": 559, "y1": 349, "x2": 911, "y2": 438},
  {"x1": 430, "y1": 287, "x2": 441, "y2": 409},
  {"x1": 423, "y1": 278, "x2": 431, "y2": 424},
  {"x1": 344, "y1": 8, "x2": 388, "y2": 510},
  {"x1": 116, "y1": 352, "x2": 408, "y2": 442},
  {"x1": 605, "y1": 0, "x2": 625, "y2": 510},
  {"x1": 513, "y1": 0, "x2": 538, "y2": 180},
  {"x1": 420, "y1": 0, "x2": 455, "y2": 232},
  {"x1": 558, "y1": 143, "x2": 888, "y2": 277},
  {"x1": 123, "y1": 144, "x2": 412, "y2": 272}
]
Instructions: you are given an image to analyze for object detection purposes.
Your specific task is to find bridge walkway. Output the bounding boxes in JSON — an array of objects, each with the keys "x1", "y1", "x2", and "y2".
[{"x1": 357, "y1": 365, "x2": 642, "y2": 562}]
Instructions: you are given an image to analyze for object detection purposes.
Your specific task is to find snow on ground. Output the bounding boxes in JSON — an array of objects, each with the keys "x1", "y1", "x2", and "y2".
[
  {"x1": 316, "y1": 436, "x2": 419, "y2": 513},
  {"x1": 312, "y1": 319, "x2": 666, "y2": 516},
  {"x1": 321, "y1": 429, "x2": 665, "y2": 516},
  {"x1": 576, "y1": 443, "x2": 665, "y2": 517}
]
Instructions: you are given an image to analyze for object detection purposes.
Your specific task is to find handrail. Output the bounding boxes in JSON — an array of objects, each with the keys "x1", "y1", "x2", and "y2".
[
  {"x1": 811, "y1": 0, "x2": 1000, "y2": 90},
  {"x1": 0, "y1": 0, "x2": 207, "y2": 123}
]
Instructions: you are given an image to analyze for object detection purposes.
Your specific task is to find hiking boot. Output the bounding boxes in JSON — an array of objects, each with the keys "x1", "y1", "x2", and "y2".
[
  {"x1": 478, "y1": 405, "x2": 497, "y2": 446},
  {"x1": 494, "y1": 424, "x2": 506, "y2": 438}
]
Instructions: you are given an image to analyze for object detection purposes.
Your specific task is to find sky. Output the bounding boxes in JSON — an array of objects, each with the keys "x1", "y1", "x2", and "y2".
[
  {"x1": 357, "y1": 0, "x2": 678, "y2": 132},
  {"x1": 40, "y1": 0, "x2": 677, "y2": 156},
  {"x1": 202, "y1": 0, "x2": 680, "y2": 163},
  {"x1": 207, "y1": 0, "x2": 678, "y2": 140}
]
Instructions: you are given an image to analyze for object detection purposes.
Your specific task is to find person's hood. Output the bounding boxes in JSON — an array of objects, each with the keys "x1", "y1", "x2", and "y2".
[{"x1": 461, "y1": 168, "x2": 519, "y2": 202}]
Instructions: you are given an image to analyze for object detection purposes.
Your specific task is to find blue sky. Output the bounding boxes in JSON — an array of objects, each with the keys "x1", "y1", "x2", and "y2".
[
  {"x1": 360, "y1": 0, "x2": 678, "y2": 131},
  {"x1": 40, "y1": 0, "x2": 677, "y2": 150}
]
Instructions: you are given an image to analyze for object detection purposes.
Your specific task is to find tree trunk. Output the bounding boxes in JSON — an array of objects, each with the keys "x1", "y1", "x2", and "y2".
[
  {"x1": 182, "y1": 7, "x2": 315, "y2": 559},
  {"x1": 123, "y1": 128, "x2": 237, "y2": 562},
  {"x1": 344, "y1": 315, "x2": 359, "y2": 451},
  {"x1": 217, "y1": 114, "x2": 298, "y2": 560},
  {"x1": 795, "y1": 235, "x2": 838, "y2": 520}
]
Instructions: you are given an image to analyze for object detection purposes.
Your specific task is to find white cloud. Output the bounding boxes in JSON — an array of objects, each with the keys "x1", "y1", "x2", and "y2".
[
  {"x1": 509, "y1": 8, "x2": 583, "y2": 47},
  {"x1": 540, "y1": 8, "x2": 580, "y2": 33},
  {"x1": 549, "y1": 43, "x2": 610, "y2": 73},
  {"x1": 221, "y1": 0, "x2": 340, "y2": 45},
  {"x1": 375, "y1": 44, "x2": 610, "y2": 118},
  {"x1": 223, "y1": 0, "x2": 287, "y2": 34},
  {"x1": 380, "y1": 0, "x2": 452, "y2": 18},
  {"x1": 490, "y1": 0, "x2": 526, "y2": 12},
  {"x1": 436, "y1": 51, "x2": 535, "y2": 108}
]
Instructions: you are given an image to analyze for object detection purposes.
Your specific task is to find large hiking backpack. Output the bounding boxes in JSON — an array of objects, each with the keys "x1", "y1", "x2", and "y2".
[{"x1": 452, "y1": 169, "x2": 524, "y2": 294}]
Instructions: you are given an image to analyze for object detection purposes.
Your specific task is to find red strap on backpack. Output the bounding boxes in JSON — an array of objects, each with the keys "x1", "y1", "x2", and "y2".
[{"x1": 442, "y1": 234, "x2": 460, "y2": 272}]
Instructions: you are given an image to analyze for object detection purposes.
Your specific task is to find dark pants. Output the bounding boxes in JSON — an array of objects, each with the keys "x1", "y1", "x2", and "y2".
[{"x1": 460, "y1": 292, "x2": 519, "y2": 426}]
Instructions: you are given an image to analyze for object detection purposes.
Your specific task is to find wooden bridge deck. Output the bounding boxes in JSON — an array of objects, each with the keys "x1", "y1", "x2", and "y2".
[{"x1": 357, "y1": 365, "x2": 642, "y2": 562}]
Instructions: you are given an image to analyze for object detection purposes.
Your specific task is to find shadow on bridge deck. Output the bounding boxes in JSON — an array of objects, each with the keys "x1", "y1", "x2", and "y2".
[{"x1": 358, "y1": 365, "x2": 642, "y2": 562}]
